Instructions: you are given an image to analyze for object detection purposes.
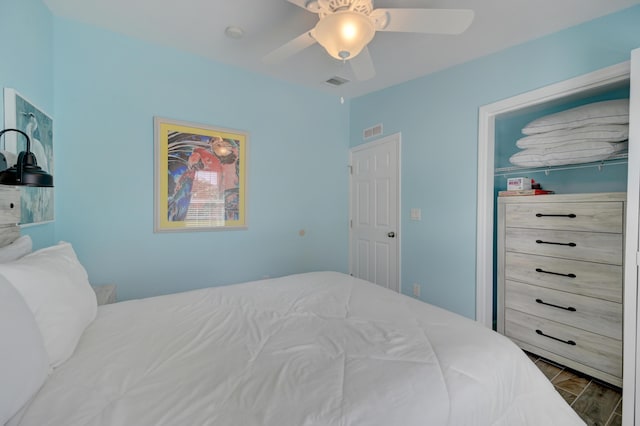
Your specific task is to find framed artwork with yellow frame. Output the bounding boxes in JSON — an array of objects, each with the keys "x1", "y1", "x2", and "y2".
[{"x1": 154, "y1": 117, "x2": 248, "y2": 232}]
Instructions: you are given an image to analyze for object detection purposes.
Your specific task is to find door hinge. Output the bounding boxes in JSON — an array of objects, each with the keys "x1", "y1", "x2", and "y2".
[
  {"x1": 348, "y1": 165, "x2": 353, "y2": 175},
  {"x1": 636, "y1": 251, "x2": 640, "y2": 266},
  {"x1": 350, "y1": 219, "x2": 353, "y2": 228}
]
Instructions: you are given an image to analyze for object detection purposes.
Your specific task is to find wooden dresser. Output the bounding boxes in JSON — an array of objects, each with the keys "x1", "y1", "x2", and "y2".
[{"x1": 497, "y1": 192, "x2": 625, "y2": 386}]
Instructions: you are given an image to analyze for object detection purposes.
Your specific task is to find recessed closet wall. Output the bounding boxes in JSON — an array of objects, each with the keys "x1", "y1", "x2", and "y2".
[{"x1": 494, "y1": 86, "x2": 630, "y2": 196}]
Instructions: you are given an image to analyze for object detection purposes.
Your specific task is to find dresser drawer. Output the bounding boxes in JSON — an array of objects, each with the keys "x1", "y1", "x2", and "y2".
[
  {"x1": 505, "y1": 309, "x2": 622, "y2": 378},
  {"x1": 505, "y1": 281, "x2": 622, "y2": 339},
  {"x1": 505, "y1": 228, "x2": 622, "y2": 265},
  {"x1": 505, "y1": 202, "x2": 623, "y2": 233},
  {"x1": 504, "y1": 252, "x2": 622, "y2": 303}
]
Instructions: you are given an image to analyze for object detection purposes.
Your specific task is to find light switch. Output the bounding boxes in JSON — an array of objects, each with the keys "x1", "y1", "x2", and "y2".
[{"x1": 410, "y1": 208, "x2": 421, "y2": 221}]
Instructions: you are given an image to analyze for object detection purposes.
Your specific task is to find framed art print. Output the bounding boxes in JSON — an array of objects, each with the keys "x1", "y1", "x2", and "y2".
[
  {"x1": 154, "y1": 117, "x2": 248, "y2": 232},
  {"x1": 3, "y1": 88, "x2": 54, "y2": 226}
]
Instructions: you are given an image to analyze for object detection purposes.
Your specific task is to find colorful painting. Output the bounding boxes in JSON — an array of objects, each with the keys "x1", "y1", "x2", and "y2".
[
  {"x1": 154, "y1": 117, "x2": 247, "y2": 232},
  {"x1": 3, "y1": 88, "x2": 54, "y2": 226}
]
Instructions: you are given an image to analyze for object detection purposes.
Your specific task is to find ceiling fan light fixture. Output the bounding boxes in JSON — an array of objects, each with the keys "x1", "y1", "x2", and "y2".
[{"x1": 313, "y1": 10, "x2": 375, "y2": 60}]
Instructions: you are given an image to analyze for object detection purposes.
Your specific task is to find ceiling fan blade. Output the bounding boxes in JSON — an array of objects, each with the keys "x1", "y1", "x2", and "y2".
[
  {"x1": 349, "y1": 47, "x2": 376, "y2": 81},
  {"x1": 286, "y1": 0, "x2": 311, "y2": 10},
  {"x1": 375, "y1": 9, "x2": 474, "y2": 34},
  {"x1": 263, "y1": 31, "x2": 317, "y2": 64}
]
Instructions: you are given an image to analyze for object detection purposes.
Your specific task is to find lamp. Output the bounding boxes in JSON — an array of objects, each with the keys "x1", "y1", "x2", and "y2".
[
  {"x1": 0, "y1": 129, "x2": 53, "y2": 187},
  {"x1": 313, "y1": 10, "x2": 375, "y2": 60}
]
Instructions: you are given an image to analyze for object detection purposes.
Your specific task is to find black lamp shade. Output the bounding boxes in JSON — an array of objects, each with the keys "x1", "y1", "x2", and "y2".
[{"x1": 0, "y1": 129, "x2": 53, "y2": 187}]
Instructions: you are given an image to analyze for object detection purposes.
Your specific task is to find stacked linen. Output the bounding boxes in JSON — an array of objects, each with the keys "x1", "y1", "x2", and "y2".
[{"x1": 509, "y1": 99, "x2": 629, "y2": 168}]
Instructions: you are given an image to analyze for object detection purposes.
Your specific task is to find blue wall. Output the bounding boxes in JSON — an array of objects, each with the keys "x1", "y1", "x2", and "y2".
[
  {"x1": 5, "y1": 1, "x2": 640, "y2": 310},
  {"x1": 0, "y1": 0, "x2": 56, "y2": 248},
  {"x1": 52, "y1": 18, "x2": 349, "y2": 300},
  {"x1": 350, "y1": 6, "x2": 640, "y2": 319}
]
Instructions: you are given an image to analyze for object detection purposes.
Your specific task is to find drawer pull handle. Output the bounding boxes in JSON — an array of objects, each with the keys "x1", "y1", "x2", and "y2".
[
  {"x1": 536, "y1": 239, "x2": 576, "y2": 247},
  {"x1": 535, "y1": 298, "x2": 577, "y2": 312},
  {"x1": 535, "y1": 268, "x2": 576, "y2": 278},
  {"x1": 535, "y1": 329, "x2": 576, "y2": 346},
  {"x1": 536, "y1": 213, "x2": 577, "y2": 218}
]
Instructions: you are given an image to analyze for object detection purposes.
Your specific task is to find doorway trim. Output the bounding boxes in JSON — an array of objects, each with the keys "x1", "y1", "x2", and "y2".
[
  {"x1": 624, "y1": 47, "x2": 640, "y2": 426},
  {"x1": 475, "y1": 61, "x2": 631, "y2": 328},
  {"x1": 349, "y1": 133, "x2": 402, "y2": 292}
]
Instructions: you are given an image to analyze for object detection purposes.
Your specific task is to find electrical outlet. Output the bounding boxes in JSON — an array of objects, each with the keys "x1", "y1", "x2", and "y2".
[{"x1": 412, "y1": 283, "x2": 420, "y2": 298}]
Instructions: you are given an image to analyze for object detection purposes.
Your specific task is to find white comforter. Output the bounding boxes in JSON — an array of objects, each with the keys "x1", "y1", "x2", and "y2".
[{"x1": 11, "y1": 272, "x2": 583, "y2": 426}]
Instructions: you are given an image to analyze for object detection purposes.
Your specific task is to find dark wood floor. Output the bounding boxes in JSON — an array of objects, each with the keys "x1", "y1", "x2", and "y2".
[{"x1": 526, "y1": 352, "x2": 622, "y2": 426}]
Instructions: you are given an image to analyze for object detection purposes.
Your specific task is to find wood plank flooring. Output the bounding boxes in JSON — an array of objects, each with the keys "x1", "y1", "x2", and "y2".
[{"x1": 525, "y1": 352, "x2": 622, "y2": 426}]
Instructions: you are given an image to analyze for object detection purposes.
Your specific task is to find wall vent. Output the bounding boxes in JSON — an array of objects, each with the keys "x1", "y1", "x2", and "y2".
[
  {"x1": 325, "y1": 76, "x2": 349, "y2": 86},
  {"x1": 363, "y1": 123, "x2": 383, "y2": 140}
]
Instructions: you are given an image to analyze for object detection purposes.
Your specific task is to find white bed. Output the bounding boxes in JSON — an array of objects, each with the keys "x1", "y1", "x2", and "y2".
[{"x1": 4, "y1": 266, "x2": 584, "y2": 426}]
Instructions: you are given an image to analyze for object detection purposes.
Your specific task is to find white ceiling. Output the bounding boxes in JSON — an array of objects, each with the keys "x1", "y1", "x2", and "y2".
[{"x1": 43, "y1": 0, "x2": 640, "y2": 98}]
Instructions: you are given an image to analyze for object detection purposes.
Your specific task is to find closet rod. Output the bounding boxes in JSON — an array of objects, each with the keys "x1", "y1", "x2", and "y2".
[{"x1": 495, "y1": 154, "x2": 628, "y2": 177}]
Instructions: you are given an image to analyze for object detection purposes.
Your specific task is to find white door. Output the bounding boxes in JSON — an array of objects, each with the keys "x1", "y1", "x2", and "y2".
[
  {"x1": 349, "y1": 133, "x2": 400, "y2": 291},
  {"x1": 623, "y1": 46, "x2": 640, "y2": 426}
]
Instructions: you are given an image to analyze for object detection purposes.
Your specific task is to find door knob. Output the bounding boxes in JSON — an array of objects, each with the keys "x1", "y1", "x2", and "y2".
[{"x1": 388, "y1": 232, "x2": 395, "y2": 238}]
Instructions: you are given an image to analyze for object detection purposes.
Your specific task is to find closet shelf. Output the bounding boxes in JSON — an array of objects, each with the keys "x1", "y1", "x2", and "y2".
[{"x1": 495, "y1": 153, "x2": 628, "y2": 177}]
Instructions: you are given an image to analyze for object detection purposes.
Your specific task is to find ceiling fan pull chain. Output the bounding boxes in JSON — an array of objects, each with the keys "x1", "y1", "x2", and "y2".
[{"x1": 340, "y1": 59, "x2": 347, "y2": 104}]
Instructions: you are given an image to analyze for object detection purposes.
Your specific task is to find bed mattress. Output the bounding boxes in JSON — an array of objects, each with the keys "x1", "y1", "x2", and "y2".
[{"x1": 10, "y1": 272, "x2": 584, "y2": 425}]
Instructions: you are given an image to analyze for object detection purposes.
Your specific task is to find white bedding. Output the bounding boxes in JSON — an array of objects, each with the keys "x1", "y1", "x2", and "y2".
[{"x1": 10, "y1": 272, "x2": 583, "y2": 426}]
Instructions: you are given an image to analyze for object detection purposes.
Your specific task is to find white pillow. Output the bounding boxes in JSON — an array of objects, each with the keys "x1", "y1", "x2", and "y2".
[
  {"x1": 509, "y1": 141, "x2": 627, "y2": 168},
  {"x1": 516, "y1": 124, "x2": 629, "y2": 149},
  {"x1": 0, "y1": 235, "x2": 33, "y2": 263},
  {"x1": 545, "y1": 141, "x2": 627, "y2": 166},
  {"x1": 522, "y1": 99, "x2": 629, "y2": 135},
  {"x1": 0, "y1": 274, "x2": 49, "y2": 424},
  {"x1": 0, "y1": 242, "x2": 97, "y2": 368},
  {"x1": 508, "y1": 150, "x2": 547, "y2": 168}
]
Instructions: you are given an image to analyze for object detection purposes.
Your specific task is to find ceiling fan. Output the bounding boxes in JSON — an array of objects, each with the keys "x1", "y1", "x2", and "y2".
[{"x1": 264, "y1": 0, "x2": 474, "y2": 81}]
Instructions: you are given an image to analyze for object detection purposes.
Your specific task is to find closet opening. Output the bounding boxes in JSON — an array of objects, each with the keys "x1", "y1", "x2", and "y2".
[
  {"x1": 476, "y1": 60, "x2": 631, "y2": 391},
  {"x1": 476, "y1": 61, "x2": 630, "y2": 330}
]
